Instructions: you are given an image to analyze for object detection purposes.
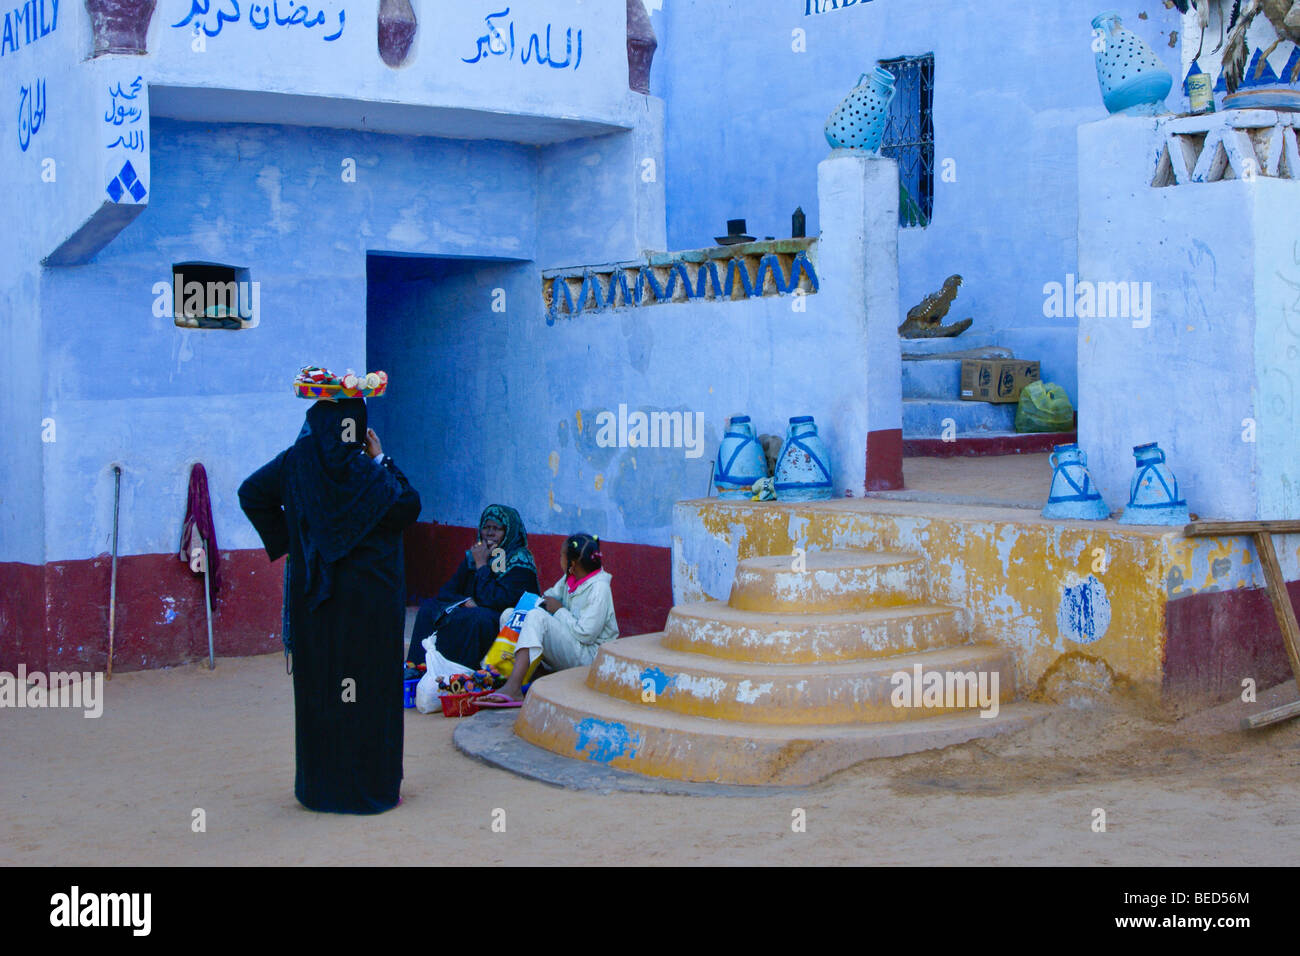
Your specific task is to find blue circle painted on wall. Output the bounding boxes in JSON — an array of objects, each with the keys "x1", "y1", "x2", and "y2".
[{"x1": 1057, "y1": 574, "x2": 1112, "y2": 645}]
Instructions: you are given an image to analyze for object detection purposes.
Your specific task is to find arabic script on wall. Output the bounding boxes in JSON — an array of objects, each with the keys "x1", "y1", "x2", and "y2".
[
  {"x1": 462, "y1": 7, "x2": 583, "y2": 71},
  {"x1": 172, "y1": 0, "x2": 345, "y2": 41}
]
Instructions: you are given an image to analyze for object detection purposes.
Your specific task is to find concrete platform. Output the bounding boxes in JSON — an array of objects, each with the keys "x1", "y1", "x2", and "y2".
[
  {"x1": 452, "y1": 709, "x2": 802, "y2": 797},
  {"x1": 514, "y1": 667, "x2": 1047, "y2": 786}
]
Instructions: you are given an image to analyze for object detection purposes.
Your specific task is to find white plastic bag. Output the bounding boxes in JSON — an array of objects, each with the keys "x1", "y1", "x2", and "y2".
[{"x1": 414, "y1": 636, "x2": 472, "y2": 714}]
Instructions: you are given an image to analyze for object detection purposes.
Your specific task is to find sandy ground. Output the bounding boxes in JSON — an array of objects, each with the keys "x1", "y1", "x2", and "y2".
[{"x1": 4, "y1": 652, "x2": 1299, "y2": 867}]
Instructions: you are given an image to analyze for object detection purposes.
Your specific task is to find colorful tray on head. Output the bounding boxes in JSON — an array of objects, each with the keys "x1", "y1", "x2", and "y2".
[{"x1": 292, "y1": 366, "x2": 388, "y2": 400}]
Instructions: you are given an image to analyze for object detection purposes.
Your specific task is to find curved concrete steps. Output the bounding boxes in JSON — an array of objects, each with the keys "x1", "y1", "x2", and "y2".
[
  {"x1": 728, "y1": 550, "x2": 924, "y2": 612},
  {"x1": 514, "y1": 667, "x2": 1044, "y2": 786},
  {"x1": 662, "y1": 601, "x2": 967, "y2": 663},
  {"x1": 511, "y1": 548, "x2": 1045, "y2": 786},
  {"x1": 585, "y1": 634, "x2": 1017, "y2": 724}
]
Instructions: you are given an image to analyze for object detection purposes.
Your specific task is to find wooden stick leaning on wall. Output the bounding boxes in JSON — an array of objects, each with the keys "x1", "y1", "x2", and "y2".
[{"x1": 1184, "y1": 520, "x2": 1300, "y2": 729}]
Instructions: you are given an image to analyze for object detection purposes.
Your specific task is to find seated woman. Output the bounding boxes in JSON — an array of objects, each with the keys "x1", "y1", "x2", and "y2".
[
  {"x1": 478, "y1": 533, "x2": 619, "y2": 706},
  {"x1": 404, "y1": 505, "x2": 540, "y2": 671}
]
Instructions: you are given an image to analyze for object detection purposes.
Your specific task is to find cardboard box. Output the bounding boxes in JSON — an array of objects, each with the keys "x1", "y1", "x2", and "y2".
[{"x1": 960, "y1": 359, "x2": 1040, "y2": 404}]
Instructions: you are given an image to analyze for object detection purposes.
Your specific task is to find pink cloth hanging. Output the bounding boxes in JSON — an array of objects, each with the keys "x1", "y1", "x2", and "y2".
[{"x1": 179, "y1": 463, "x2": 222, "y2": 593}]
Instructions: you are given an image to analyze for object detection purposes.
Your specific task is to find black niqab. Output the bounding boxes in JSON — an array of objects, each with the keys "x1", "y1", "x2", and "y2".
[{"x1": 283, "y1": 398, "x2": 401, "y2": 609}]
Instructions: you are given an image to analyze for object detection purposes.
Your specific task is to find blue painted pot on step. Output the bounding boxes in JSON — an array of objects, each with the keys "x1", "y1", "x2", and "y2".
[
  {"x1": 1092, "y1": 11, "x2": 1172, "y2": 116},
  {"x1": 714, "y1": 415, "x2": 768, "y2": 499},
  {"x1": 1118, "y1": 442, "x2": 1189, "y2": 525},
  {"x1": 1041, "y1": 443, "x2": 1111, "y2": 520},
  {"x1": 824, "y1": 67, "x2": 897, "y2": 153},
  {"x1": 774, "y1": 416, "x2": 833, "y2": 501}
]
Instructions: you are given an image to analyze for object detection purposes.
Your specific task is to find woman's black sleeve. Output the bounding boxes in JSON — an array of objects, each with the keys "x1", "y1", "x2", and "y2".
[
  {"x1": 471, "y1": 565, "x2": 540, "y2": 613},
  {"x1": 238, "y1": 451, "x2": 290, "y2": 562},
  {"x1": 375, "y1": 457, "x2": 422, "y2": 533},
  {"x1": 435, "y1": 558, "x2": 473, "y2": 604}
]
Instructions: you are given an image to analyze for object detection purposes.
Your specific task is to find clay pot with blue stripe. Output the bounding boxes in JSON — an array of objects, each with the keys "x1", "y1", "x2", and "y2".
[
  {"x1": 1119, "y1": 442, "x2": 1189, "y2": 525},
  {"x1": 824, "y1": 67, "x2": 897, "y2": 153},
  {"x1": 1092, "y1": 11, "x2": 1172, "y2": 116},
  {"x1": 774, "y1": 416, "x2": 833, "y2": 501},
  {"x1": 714, "y1": 415, "x2": 768, "y2": 499},
  {"x1": 1041, "y1": 444, "x2": 1111, "y2": 520}
]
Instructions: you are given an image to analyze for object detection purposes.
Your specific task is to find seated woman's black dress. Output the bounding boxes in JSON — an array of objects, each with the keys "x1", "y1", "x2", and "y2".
[{"x1": 405, "y1": 505, "x2": 540, "y2": 670}]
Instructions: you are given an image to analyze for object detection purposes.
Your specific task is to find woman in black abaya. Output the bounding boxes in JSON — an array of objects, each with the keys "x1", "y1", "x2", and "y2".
[{"x1": 239, "y1": 395, "x2": 420, "y2": 814}]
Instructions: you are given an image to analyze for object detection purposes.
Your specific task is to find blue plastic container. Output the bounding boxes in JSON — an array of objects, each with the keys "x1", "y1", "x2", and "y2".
[
  {"x1": 1041, "y1": 444, "x2": 1111, "y2": 521},
  {"x1": 774, "y1": 416, "x2": 833, "y2": 501},
  {"x1": 403, "y1": 677, "x2": 419, "y2": 709},
  {"x1": 714, "y1": 415, "x2": 768, "y2": 499},
  {"x1": 824, "y1": 67, "x2": 897, "y2": 153},
  {"x1": 1118, "y1": 442, "x2": 1189, "y2": 525},
  {"x1": 1092, "y1": 11, "x2": 1172, "y2": 116}
]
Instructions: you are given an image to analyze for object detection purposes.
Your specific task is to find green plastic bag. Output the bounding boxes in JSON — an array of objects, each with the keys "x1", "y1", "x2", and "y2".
[{"x1": 1015, "y1": 381, "x2": 1073, "y2": 433}]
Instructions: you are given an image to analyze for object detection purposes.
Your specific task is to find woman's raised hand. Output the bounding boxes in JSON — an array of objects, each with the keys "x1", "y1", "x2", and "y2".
[
  {"x1": 470, "y1": 541, "x2": 490, "y2": 568},
  {"x1": 364, "y1": 428, "x2": 382, "y2": 458}
]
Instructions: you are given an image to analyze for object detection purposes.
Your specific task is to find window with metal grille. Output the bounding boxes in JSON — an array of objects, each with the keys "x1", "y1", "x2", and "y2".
[{"x1": 879, "y1": 54, "x2": 934, "y2": 228}]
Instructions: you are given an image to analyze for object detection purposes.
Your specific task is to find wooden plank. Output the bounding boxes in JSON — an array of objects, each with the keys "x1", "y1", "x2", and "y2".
[
  {"x1": 1241, "y1": 698, "x2": 1300, "y2": 730},
  {"x1": 1184, "y1": 519, "x2": 1300, "y2": 536},
  {"x1": 1252, "y1": 531, "x2": 1300, "y2": 697}
]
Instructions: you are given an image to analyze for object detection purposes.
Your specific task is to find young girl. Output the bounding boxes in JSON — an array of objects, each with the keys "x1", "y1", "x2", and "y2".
[{"x1": 477, "y1": 533, "x2": 619, "y2": 706}]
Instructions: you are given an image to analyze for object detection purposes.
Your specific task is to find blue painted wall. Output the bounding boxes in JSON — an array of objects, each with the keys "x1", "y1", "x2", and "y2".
[
  {"x1": 655, "y1": 0, "x2": 1185, "y2": 404},
  {"x1": 36, "y1": 117, "x2": 540, "y2": 560}
]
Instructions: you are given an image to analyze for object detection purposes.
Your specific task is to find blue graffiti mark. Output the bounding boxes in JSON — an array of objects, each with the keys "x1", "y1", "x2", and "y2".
[
  {"x1": 462, "y1": 7, "x2": 581, "y2": 70},
  {"x1": 172, "y1": 0, "x2": 344, "y2": 41},
  {"x1": 804, "y1": 0, "x2": 874, "y2": 15},
  {"x1": 17, "y1": 77, "x2": 45, "y2": 152},
  {"x1": 574, "y1": 718, "x2": 640, "y2": 763},
  {"x1": 1057, "y1": 574, "x2": 1112, "y2": 645},
  {"x1": 639, "y1": 666, "x2": 675, "y2": 696},
  {"x1": 1, "y1": 0, "x2": 58, "y2": 58}
]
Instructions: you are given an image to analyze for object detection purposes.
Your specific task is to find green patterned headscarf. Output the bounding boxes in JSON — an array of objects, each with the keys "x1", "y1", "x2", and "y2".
[{"x1": 472, "y1": 504, "x2": 537, "y2": 577}]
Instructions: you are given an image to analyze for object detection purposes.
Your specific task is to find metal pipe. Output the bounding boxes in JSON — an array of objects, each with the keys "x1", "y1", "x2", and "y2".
[{"x1": 108, "y1": 465, "x2": 121, "y2": 680}]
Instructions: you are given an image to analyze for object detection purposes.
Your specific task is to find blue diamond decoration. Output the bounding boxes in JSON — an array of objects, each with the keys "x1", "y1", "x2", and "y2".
[
  {"x1": 128, "y1": 179, "x2": 146, "y2": 201},
  {"x1": 118, "y1": 161, "x2": 138, "y2": 188},
  {"x1": 106, "y1": 177, "x2": 124, "y2": 202}
]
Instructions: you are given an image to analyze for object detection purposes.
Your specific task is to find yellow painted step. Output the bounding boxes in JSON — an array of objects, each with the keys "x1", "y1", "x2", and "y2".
[
  {"x1": 728, "y1": 550, "x2": 925, "y2": 612},
  {"x1": 663, "y1": 601, "x2": 967, "y2": 663},
  {"x1": 514, "y1": 667, "x2": 1046, "y2": 787},
  {"x1": 586, "y1": 634, "x2": 1016, "y2": 724}
]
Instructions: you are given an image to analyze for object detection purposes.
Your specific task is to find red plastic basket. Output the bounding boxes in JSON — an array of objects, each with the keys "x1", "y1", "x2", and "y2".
[{"x1": 439, "y1": 689, "x2": 492, "y2": 718}]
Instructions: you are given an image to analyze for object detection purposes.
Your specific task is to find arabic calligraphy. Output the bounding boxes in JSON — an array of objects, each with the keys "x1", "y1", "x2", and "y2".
[
  {"x1": 462, "y1": 8, "x2": 582, "y2": 71},
  {"x1": 171, "y1": 0, "x2": 345, "y2": 41},
  {"x1": 17, "y1": 77, "x2": 45, "y2": 152},
  {"x1": 105, "y1": 76, "x2": 145, "y2": 152}
]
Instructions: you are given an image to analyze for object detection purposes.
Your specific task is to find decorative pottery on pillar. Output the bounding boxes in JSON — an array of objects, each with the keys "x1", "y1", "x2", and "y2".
[
  {"x1": 714, "y1": 415, "x2": 768, "y2": 500},
  {"x1": 1041, "y1": 444, "x2": 1111, "y2": 521},
  {"x1": 774, "y1": 416, "x2": 833, "y2": 502},
  {"x1": 378, "y1": 0, "x2": 417, "y2": 68},
  {"x1": 1118, "y1": 442, "x2": 1189, "y2": 525},
  {"x1": 824, "y1": 67, "x2": 896, "y2": 152},
  {"x1": 626, "y1": 0, "x2": 657, "y2": 94},
  {"x1": 87, "y1": 0, "x2": 157, "y2": 56},
  {"x1": 1091, "y1": 10, "x2": 1172, "y2": 116}
]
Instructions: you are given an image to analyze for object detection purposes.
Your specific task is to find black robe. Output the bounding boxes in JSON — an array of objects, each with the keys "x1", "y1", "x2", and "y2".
[
  {"x1": 406, "y1": 559, "x2": 541, "y2": 669},
  {"x1": 239, "y1": 400, "x2": 421, "y2": 814}
]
